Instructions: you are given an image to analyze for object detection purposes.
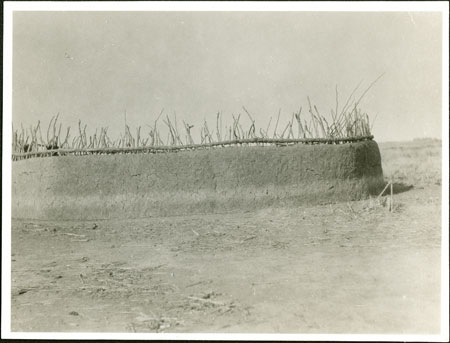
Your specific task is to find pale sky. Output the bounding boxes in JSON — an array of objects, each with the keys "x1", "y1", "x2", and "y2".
[{"x1": 12, "y1": 11, "x2": 443, "y2": 142}]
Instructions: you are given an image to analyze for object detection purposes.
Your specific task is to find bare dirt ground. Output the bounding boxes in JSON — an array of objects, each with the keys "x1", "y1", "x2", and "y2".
[{"x1": 10, "y1": 139, "x2": 442, "y2": 334}]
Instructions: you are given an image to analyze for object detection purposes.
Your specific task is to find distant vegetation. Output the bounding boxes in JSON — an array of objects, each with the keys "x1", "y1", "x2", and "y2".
[{"x1": 412, "y1": 137, "x2": 441, "y2": 143}]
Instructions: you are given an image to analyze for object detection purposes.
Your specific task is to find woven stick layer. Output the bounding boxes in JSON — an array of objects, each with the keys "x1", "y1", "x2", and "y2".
[{"x1": 12, "y1": 135, "x2": 374, "y2": 161}]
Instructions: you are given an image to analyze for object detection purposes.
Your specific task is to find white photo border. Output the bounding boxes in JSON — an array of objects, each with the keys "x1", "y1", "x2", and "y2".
[{"x1": 2, "y1": 1, "x2": 449, "y2": 341}]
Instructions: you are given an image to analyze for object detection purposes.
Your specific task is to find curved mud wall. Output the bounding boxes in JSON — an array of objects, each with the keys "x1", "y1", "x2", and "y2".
[{"x1": 12, "y1": 140, "x2": 384, "y2": 220}]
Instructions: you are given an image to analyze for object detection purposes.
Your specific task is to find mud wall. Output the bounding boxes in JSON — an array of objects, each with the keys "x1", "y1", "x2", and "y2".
[{"x1": 12, "y1": 140, "x2": 384, "y2": 220}]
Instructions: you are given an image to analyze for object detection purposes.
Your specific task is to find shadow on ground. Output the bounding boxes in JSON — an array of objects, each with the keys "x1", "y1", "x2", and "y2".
[{"x1": 379, "y1": 182, "x2": 414, "y2": 196}]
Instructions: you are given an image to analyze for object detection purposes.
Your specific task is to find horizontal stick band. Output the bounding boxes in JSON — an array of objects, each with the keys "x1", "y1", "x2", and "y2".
[{"x1": 12, "y1": 135, "x2": 374, "y2": 160}]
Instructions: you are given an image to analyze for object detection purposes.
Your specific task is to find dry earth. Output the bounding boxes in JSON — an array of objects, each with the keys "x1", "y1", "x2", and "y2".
[{"x1": 10, "y1": 139, "x2": 442, "y2": 334}]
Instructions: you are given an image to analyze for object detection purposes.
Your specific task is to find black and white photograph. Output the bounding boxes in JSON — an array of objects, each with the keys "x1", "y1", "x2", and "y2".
[{"x1": 2, "y1": 1, "x2": 449, "y2": 341}]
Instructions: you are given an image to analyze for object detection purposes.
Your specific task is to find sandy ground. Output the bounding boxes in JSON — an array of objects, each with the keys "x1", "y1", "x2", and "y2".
[{"x1": 10, "y1": 140, "x2": 443, "y2": 334}]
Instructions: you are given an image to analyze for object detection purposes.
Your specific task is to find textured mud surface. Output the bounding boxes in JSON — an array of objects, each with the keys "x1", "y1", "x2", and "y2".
[
  {"x1": 12, "y1": 140, "x2": 383, "y2": 220},
  {"x1": 10, "y1": 140, "x2": 442, "y2": 333}
]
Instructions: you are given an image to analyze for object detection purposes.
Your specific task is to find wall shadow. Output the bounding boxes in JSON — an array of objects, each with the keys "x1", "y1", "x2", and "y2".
[{"x1": 379, "y1": 182, "x2": 414, "y2": 196}]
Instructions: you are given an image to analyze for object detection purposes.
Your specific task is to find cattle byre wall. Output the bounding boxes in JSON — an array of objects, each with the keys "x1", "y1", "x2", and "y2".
[{"x1": 12, "y1": 140, "x2": 384, "y2": 220}]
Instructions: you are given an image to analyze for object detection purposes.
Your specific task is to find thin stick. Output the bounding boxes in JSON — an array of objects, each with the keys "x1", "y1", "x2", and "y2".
[
  {"x1": 390, "y1": 178, "x2": 394, "y2": 212},
  {"x1": 220, "y1": 111, "x2": 223, "y2": 141},
  {"x1": 273, "y1": 109, "x2": 281, "y2": 138},
  {"x1": 334, "y1": 85, "x2": 339, "y2": 122},
  {"x1": 280, "y1": 122, "x2": 290, "y2": 139},
  {"x1": 47, "y1": 115, "x2": 54, "y2": 145},
  {"x1": 377, "y1": 181, "x2": 391, "y2": 199},
  {"x1": 173, "y1": 112, "x2": 183, "y2": 145},
  {"x1": 216, "y1": 112, "x2": 221, "y2": 142},
  {"x1": 265, "y1": 116, "x2": 272, "y2": 137},
  {"x1": 242, "y1": 106, "x2": 256, "y2": 138},
  {"x1": 339, "y1": 79, "x2": 363, "y2": 118},
  {"x1": 354, "y1": 72, "x2": 385, "y2": 109}
]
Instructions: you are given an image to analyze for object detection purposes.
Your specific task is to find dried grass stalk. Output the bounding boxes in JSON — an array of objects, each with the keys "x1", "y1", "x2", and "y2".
[{"x1": 12, "y1": 78, "x2": 382, "y2": 158}]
